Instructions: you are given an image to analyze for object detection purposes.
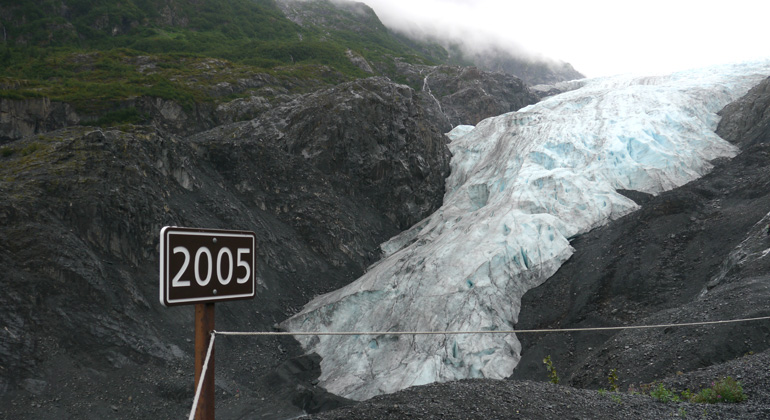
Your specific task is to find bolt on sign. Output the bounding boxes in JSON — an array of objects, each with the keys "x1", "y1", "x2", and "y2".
[{"x1": 159, "y1": 226, "x2": 256, "y2": 307}]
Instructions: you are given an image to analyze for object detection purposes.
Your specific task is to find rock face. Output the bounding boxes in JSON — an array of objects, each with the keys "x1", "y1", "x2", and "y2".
[
  {"x1": 0, "y1": 98, "x2": 80, "y2": 143},
  {"x1": 716, "y1": 76, "x2": 770, "y2": 147},
  {"x1": 277, "y1": 0, "x2": 384, "y2": 33},
  {"x1": 396, "y1": 63, "x2": 540, "y2": 127},
  {"x1": 465, "y1": 47, "x2": 585, "y2": 85},
  {"x1": 421, "y1": 66, "x2": 539, "y2": 127},
  {"x1": 191, "y1": 76, "x2": 451, "y2": 231},
  {"x1": 512, "y1": 75, "x2": 770, "y2": 391},
  {"x1": 0, "y1": 76, "x2": 450, "y2": 419}
]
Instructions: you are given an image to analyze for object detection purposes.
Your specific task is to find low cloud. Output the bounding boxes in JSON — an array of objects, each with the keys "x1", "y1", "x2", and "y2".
[
  {"x1": 362, "y1": 0, "x2": 543, "y2": 62},
  {"x1": 358, "y1": 0, "x2": 770, "y2": 78}
]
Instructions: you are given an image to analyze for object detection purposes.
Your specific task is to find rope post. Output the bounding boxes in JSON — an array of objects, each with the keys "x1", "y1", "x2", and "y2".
[{"x1": 194, "y1": 303, "x2": 215, "y2": 420}]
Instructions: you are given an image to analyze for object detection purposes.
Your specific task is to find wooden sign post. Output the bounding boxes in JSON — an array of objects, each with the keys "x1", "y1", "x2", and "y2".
[
  {"x1": 159, "y1": 227, "x2": 257, "y2": 420},
  {"x1": 194, "y1": 303, "x2": 216, "y2": 420}
]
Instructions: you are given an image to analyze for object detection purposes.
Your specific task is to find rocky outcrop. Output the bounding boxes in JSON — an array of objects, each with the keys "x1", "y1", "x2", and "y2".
[
  {"x1": 276, "y1": 0, "x2": 386, "y2": 36},
  {"x1": 396, "y1": 63, "x2": 539, "y2": 127},
  {"x1": 0, "y1": 124, "x2": 384, "y2": 418},
  {"x1": 0, "y1": 96, "x2": 254, "y2": 142},
  {"x1": 423, "y1": 66, "x2": 539, "y2": 126},
  {"x1": 0, "y1": 98, "x2": 79, "y2": 143},
  {"x1": 345, "y1": 49, "x2": 374, "y2": 74},
  {"x1": 133, "y1": 97, "x2": 219, "y2": 136},
  {"x1": 193, "y1": 76, "x2": 451, "y2": 231},
  {"x1": 717, "y1": 76, "x2": 770, "y2": 147}
]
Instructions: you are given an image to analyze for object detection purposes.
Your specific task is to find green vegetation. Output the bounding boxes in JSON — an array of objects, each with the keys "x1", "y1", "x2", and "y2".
[
  {"x1": 650, "y1": 383, "x2": 681, "y2": 403},
  {"x1": 543, "y1": 355, "x2": 559, "y2": 385},
  {"x1": 0, "y1": 0, "x2": 442, "y2": 123},
  {"x1": 691, "y1": 377, "x2": 746, "y2": 404},
  {"x1": 645, "y1": 377, "x2": 746, "y2": 404},
  {"x1": 608, "y1": 368, "x2": 619, "y2": 392}
]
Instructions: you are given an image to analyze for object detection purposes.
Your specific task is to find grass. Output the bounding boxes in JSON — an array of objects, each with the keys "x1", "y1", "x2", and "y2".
[{"x1": 0, "y1": 48, "x2": 319, "y2": 117}]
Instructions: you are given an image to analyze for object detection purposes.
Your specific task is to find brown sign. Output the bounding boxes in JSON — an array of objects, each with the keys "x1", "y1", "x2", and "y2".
[{"x1": 159, "y1": 226, "x2": 256, "y2": 307}]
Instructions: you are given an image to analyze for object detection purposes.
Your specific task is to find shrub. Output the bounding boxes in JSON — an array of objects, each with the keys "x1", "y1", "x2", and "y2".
[
  {"x1": 543, "y1": 355, "x2": 559, "y2": 385},
  {"x1": 692, "y1": 377, "x2": 746, "y2": 404},
  {"x1": 608, "y1": 368, "x2": 619, "y2": 392},
  {"x1": 650, "y1": 383, "x2": 680, "y2": 403}
]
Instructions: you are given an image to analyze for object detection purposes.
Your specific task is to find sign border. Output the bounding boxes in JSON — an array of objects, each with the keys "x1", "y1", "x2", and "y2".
[{"x1": 159, "y1": 226, "x2": 256, "y2": 307}]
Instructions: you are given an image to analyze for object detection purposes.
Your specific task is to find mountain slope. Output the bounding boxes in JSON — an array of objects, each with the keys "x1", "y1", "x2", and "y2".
[
  {"x1": 0, "y1": 76, "x2": 450, "y2": 419},
  {"x1": 0, "y1": 0, "x2": 578, "y2": 135},
  {"x1": 0, "y1": 0, "x2": 439, "y2": 131}
]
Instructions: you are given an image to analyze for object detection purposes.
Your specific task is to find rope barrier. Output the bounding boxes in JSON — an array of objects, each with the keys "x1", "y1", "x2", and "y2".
[
  {"x1": 185, "y1": 314, "x2": 769, "y2": 417},
  {"x1": 187, "y1": 332, "x2": 216, "y2": 420},
  {"x1": 213, "y1": 314, "x2": 770, "y2": 337}
]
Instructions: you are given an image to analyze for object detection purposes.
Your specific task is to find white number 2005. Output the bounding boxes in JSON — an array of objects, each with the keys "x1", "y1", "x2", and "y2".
[{"x1": 170, "y1": 246, "x2": 251, "y2": 287}]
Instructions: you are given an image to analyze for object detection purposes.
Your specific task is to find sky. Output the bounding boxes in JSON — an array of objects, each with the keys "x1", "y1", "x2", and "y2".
[{"x1": 360, "y1": 0, "x2": 770, "y2": 78}]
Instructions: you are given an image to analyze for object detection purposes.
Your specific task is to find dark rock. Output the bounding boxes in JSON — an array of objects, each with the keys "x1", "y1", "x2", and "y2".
[
  {"x1": 0, "y1": 72, "x2": 451, "y2": 419},
  {"x1": 192, "y1": 76, "x2": 452, "y2": 231},
  {"x1": 396, "y1": 63, "x2": 540, "y2": 127},
  {"x1": 717, "y1": 76, "x2": 770, "y2": 147},
  {"x1": 263, "y1": 353, "x2": 352, "y2": 414},
  {"x1": 0, "y1": 98, "x2": 80, "y2": 143},
  {"x1": 616, "y1": 189, "x2": 654, "y2": 206}
]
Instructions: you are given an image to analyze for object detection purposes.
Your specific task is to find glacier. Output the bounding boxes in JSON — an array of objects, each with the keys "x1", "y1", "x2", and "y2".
[{"x1": 280, "y1": 60, "x2": 770, "y2": 401}]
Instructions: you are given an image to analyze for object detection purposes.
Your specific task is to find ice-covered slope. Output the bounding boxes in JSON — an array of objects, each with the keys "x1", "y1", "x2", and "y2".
[{"x1": 280, "y1": 61, "x2": 770, "y2": 401}]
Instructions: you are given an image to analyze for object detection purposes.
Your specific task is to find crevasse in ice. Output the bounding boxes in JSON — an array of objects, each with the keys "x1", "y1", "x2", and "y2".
[{"x1": 280, "y1": 60, "x2": 770, "y2": 401}]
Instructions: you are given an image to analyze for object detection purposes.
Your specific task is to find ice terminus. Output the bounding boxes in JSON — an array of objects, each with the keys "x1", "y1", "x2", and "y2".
[{"x1": 280, "y1": 60, "x2": 770, "y2": 401}]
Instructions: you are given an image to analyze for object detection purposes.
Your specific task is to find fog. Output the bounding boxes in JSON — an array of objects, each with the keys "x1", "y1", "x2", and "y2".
[{"x1": 359, "y1": 0, "x2": 770, "y2": 77}]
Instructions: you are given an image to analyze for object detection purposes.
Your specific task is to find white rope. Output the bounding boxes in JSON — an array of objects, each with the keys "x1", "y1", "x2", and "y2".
[
  {"x1": 185, "y1": 315, "x2": 769, "y2": 417},
  {"x1": 213, "y1": 314, "x2": 770, "y2": 337},
  {"x1": 187, "y1": 332, "x2": 216, "y2": 420}
]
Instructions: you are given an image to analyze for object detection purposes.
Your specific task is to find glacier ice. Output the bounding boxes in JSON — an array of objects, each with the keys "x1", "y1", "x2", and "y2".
[{"x1": 280, "y1": 60, "x2": 770, "y2": 401}]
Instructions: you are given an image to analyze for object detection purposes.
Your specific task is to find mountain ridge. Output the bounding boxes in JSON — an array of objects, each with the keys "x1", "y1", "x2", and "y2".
[{"x1": 0, "y1": 0, "x2": 581, "y2": 136}]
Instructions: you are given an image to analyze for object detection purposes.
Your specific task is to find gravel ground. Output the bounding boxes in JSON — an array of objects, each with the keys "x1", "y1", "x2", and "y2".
[{"x1": 303, "y1": 348, "x2": 770, "y2": 419}]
